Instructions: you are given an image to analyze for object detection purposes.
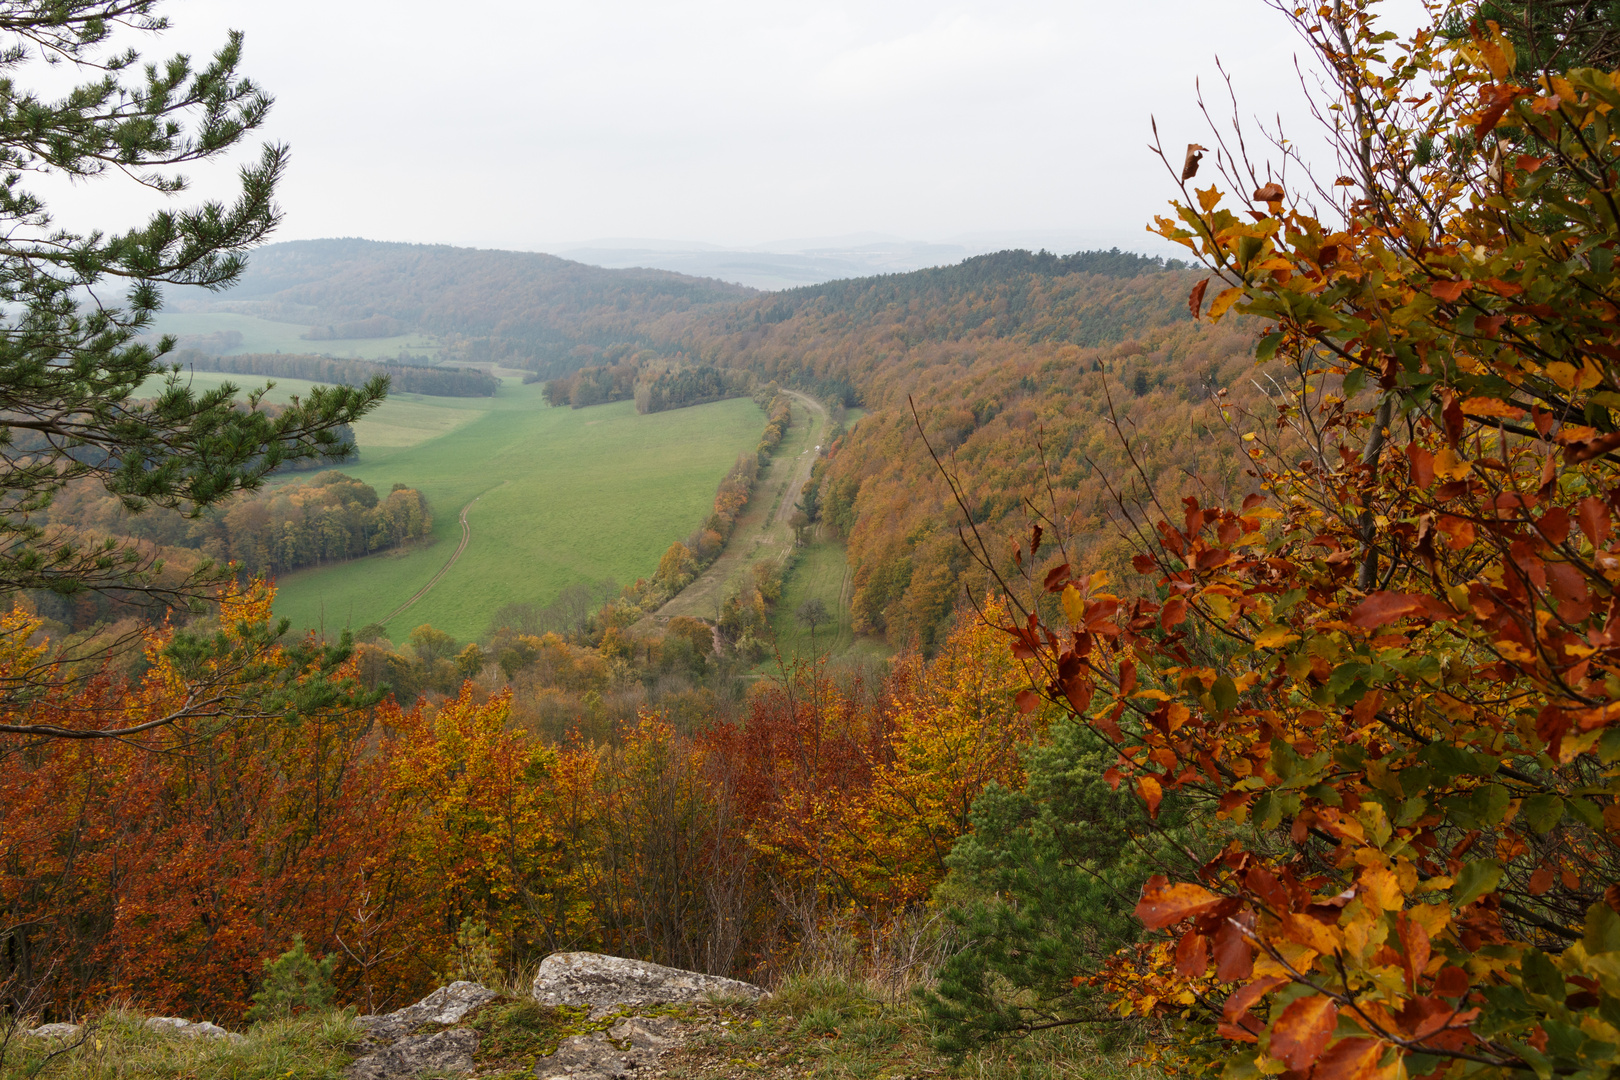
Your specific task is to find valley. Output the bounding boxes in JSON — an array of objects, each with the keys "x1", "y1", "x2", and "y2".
[{"x1": 268, "y1": 380, "x2": 767, "y2": 642}]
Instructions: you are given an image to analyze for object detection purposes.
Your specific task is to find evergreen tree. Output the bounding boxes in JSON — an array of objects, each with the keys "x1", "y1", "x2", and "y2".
[{"x1": 0, "y1": 2, "x2": 383, "y2": 737}]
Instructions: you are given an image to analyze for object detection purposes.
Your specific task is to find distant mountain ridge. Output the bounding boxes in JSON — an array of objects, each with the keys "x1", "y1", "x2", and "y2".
[
  {"x1": 170, "y1": 237, "x2": 756, "y2": 376},
  {"x1": 171, "y1": 237, "x2": 1193, "y2": 382}
]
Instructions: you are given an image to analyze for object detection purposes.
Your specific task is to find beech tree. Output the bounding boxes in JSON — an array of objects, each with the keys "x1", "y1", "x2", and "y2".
[
  {"x1": 0, "y1": 1, "x2": 383, "y2": 735},
  {"x1": 944, "y1": 1, "x2": 1620, "y2": 1077}
]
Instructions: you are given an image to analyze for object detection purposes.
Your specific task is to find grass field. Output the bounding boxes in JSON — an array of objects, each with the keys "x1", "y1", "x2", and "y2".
[
  {"x1": 763, "y1": 535, "x2": 891, "y2": 670},
  {"x1": 150, "y1": 311, "x2": 441, "y2": 360},
  {"x1": 270, "y1": 382, "x2": 765, "y2": 642}
]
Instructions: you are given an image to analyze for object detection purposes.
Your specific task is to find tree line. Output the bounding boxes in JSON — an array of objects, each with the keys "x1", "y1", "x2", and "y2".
[{"x1": 176, "y1": 350, "x2": 500, "y2": 396}]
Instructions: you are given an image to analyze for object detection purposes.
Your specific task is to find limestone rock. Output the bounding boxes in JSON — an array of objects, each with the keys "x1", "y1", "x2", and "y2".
[
  {"x1": 23, "y1": 1022, "x2": 82, "y2": 1040},
  {"x1": 345, "y1": 1028, "x2": 478, "y2": 1080},
  {"x1": 531, "y1": 952, "x2": 766, "y2": 1018},
  {"x1": 533, "y1": 1015, "x2": 684, "y2": 1080},
  {"x1": 143, "y1": 1016, "x2": 244, "y2": 1042},
  {"x1": 354, "y1": 981, "x2": 498, "y2": 1050}
]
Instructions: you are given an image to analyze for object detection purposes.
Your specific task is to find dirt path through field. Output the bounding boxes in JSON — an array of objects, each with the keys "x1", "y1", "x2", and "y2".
[
  {"x1": 635, "y1": 391, "x2": 829, "y2": 631},
  {"x1": 380, "y1": 486, "x2": 497, "y2": 628}
]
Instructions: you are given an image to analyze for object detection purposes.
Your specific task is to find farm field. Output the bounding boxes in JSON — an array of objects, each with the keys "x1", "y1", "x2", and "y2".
[
  {"x1": 270, "y1": 382, "x2": 766, "y2": 641},
  {"x1": 762, "y1": 535, "x2": 888, "y2": 666},
  {"x1": 150, "y1": 310, "x2": 441, "y2": 359}
]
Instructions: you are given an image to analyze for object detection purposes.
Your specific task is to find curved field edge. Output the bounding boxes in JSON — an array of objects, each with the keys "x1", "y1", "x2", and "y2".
[{"x1": 270, "y1": 387, "x2": 767, "y2": 642}]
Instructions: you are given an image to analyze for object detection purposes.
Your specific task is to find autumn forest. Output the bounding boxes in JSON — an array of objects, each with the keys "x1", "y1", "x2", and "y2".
[{"x1": 4, "y1": 3, "x2": 1620, "y2": 1080}]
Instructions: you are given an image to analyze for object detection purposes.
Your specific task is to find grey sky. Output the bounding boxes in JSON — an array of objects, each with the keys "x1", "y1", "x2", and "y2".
[{"x1": 41, "y1": 1, "x2": 1426, "y2": 258}]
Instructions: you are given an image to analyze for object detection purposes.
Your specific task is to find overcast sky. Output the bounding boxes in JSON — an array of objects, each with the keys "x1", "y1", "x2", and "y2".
[{"x1": 38, "y1": 0, "x2": 1426, "y2": 257}]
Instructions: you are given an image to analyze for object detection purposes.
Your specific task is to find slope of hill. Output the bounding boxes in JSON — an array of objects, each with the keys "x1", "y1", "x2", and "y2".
[
  {"x1": 170, "y1": 237, "x2": 757, "y2": 376},
  {"x1": 667, "y1": 250, "x2": 1262, "y2": 650}
]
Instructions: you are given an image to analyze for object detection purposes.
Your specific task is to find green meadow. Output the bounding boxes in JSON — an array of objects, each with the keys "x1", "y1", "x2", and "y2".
[{"x1": 269, "y1": 381, "x2": 765, "y2": 642}]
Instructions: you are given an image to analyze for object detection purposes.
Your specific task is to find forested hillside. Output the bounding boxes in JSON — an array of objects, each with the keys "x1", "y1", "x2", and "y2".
[
  {"x1": 671, "y1": 251, "x2": 1263, "y2": 648},
  {"x1": 173, "y1": 238, "x2": 755, "y2": 376}
]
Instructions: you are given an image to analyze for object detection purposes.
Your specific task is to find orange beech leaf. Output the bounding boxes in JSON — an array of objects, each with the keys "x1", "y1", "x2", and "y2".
[
  {"x1": 1430, "y1": 280, "x2": 1467, "y2": 302},
  {"x1": 1459, "y1": 396, "x2": 1526, "y2": 419},
  {"x1": 1578, "y1": 497, "x2": 1612, "y2": 545},
  {"x1": 1407, "y1": 444, "x2": 1434, "y2": 488},
  {"x1": 1136, "y1": 875, "x2": 1225, "y2": 928},
  {"x1": 1189, "y1": 278, "x2": 1210, "y2": 319},
  {"x1": 1254, "y1": 183, "x2": 1285, "y2": 202},
  {"x1": 1175, "y1": 930, "x2": 1210, "y2": 976},
  {"x1": 1138, "y1": 774, "x2": 1164, "y2": 818},
  {"x1": 1223, "y1": 975, "x2": 1289, "y2": 1021},
  {"x1": 1313, "y1": 1037, "x2": 1388, "y2": 1080},
  {"x1": 1271, "y1": 995, "x2": 1339, "y2": 1071}
]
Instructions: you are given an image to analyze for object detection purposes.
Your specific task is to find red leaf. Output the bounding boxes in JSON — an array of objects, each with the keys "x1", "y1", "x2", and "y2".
[
  {"x1": 1397, "y1": 912, "x2": 1430, "y2": 994},
  {"x1": 1102, "y1": 766, "x2": 1123, "y2": 789},
  {"x1": 1161, "y1": 595, "x2": 1188, "y2": 630},
  {"x1": 1407, "y1": 444, "x2": 1434, "y2": 488},
  {"x1": 1189, "y1": 278, "x2": 1210, "y2": 319},
  {"x1": 1214, "y1": 919, "x2": 1255, "y2": 981},
  {"x1": 1271, "y1": 995, "x2": 1339, "y2": 1071},
  {"x1": 1578, "y1": 496, "x2": 1612, "y2": 546},
  {"x1": 1015, "y1": 689, "x2": 1040, "y2": 714},
  {"x1": 1430, "y1": 280, "x2": 1467, "y2": 302},
  {"x1": 1043, "y1": 563, "x2": 1071, "y2": 592},
  {"x1": 1433, "y1": 966, "x2": 1470, "y2": 998},
  {"x1": 1349, "y1": 592, "x2": 1453, "y2": 629},
  {"x1": 1569, "y1": 431, "x2": 1620, "y2": 463},
  {"x1": 1136, "y1": 875, "x2": 1225, "y2": 929},
  {"x1": 1442, "y1": 395, "x2": 1466, "y2": 446},
  {"x1": 1175, "y1": 931, "x2": 1210, "y2": 976},
  {"x1": 1253, "y1": 182, "x2": 1285, "y2": 203},
  {"x1": 1396, "y1": 996, "x2": 1471, "y2": 1040}
]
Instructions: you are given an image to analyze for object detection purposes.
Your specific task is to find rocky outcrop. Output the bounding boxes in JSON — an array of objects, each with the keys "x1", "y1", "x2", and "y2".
[
  {"x1": 344, "y1": 981, "x2": 496, "y2": 1079},
  {"x1": 22, "y1": 1017, "x2": 241, "y2": 1043},
  {"x1": 144, "y1": 1016, "x2": 244, "y2": 1042},
  {"x1": 534, "y1": 1015, "x2": 684, "y2": 1080},
  {"x1": 354, "y1": 981, "x2": 497, "y2": 1051},
  {"x1": 531, "y1": 952, "x2": 767, "y2": 1019},
  {"x1": 346, "y1": 1029, "x2": 479, "y2": 1080}
]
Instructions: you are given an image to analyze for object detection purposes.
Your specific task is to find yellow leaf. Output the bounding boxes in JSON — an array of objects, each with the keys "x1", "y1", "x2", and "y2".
[
  {"x1": 1208, "y1": 287, "x2": 1244, "y2": 320},
  {"x1": 1062, "y1": 584, "x2": 1084, "y2": 626},
  {"x1": 1433, "y1": 446, "x2": 1472, "y2": 481},
  {"x1": 1255, "y1": 625, "x2": 1301, "y2": 649},
  {"x1": 1547, "y1": 361, "x2": 1580, "y2": 389},
  {"x1": 1197, "y1": 185, "x2": 1222, "y2": 213},
  {"x1": 1580, "y1": 359, "x2": 1604, "y2": 389},
  {"x1": 1360, "y1": 864, "x2": 1405, "y2": 910}
]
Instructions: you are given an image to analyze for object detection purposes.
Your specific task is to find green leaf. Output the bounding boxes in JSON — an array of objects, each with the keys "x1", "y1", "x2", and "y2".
[
  {"x1": 1522, "y1": 948, "x2": 1564, "y2": 998},
  {"x1": 1342, "y1": 366, "x2": 1368, "y2": 396},
  {"x1": 1469, "y1": 783, "x2": 1511, "y2": 827},
  {"x1": 1521, "y1": 793, "x2": 1564, "y2": 834},
  {"x1": 1600, "y1": 726, "x2": 1620, "y2": 765},
  {"x1": 1256, "y1": 332, "x2": 1284, "y2": 362},
  {"x1": 1212, "y1": 674, "x2": 1239, "y2": 713},
  {"x1": 1585, "y1": 902, "x2": 1620, "y2": 955},
  {"x1": 1451, "y1": 859, "x2": 1504, "y2": 906}
]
